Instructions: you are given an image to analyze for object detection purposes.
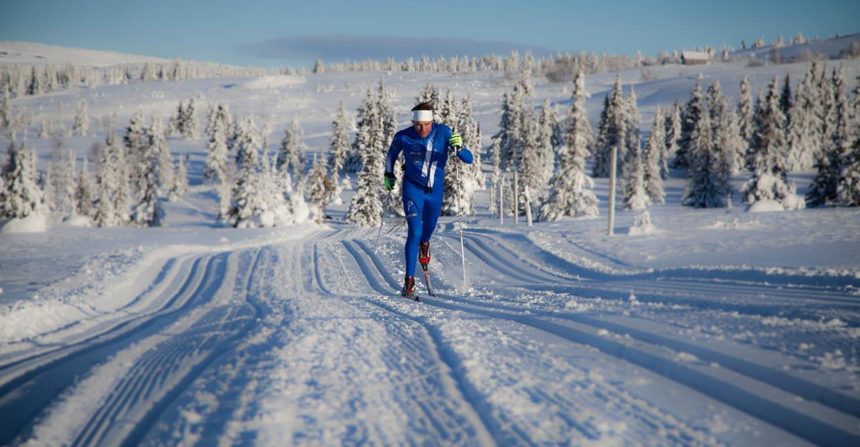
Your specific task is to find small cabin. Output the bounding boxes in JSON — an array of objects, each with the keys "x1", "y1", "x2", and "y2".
[{"x1": 681, "y1": 51, "x2": 712, "y2": 65}]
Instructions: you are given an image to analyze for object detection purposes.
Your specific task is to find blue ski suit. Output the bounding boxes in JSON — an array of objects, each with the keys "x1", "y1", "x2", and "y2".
[{"x1": 385, "y1": 123, "x2": 473, "y2": 277}]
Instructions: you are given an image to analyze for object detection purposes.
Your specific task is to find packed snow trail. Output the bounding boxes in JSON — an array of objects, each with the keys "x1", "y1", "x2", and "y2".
[{"x1": 1, "y1": 225, "x2": 859, "y2": 445}]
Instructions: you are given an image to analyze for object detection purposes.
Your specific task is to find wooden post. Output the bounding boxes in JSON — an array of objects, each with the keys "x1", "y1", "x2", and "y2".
[
  {"x1": 608, "y1": 145, "x2": 617, "y2": 236},
  {"x1": 499, "y1": 174, "x2": 504, "y2": 225},
  {"x1": 514, "y1": 170, "x2": 519, "y2": 225}
]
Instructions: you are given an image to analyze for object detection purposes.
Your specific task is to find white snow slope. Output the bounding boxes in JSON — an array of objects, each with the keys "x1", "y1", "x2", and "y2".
[{"x1": 1, "y1": 41, "x2": 860, "y2": 446}]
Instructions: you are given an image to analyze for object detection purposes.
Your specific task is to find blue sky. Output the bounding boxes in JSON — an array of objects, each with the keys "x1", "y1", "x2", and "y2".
[{"x1": 1, "y1": 0, "x2": 858, "y2": 67}]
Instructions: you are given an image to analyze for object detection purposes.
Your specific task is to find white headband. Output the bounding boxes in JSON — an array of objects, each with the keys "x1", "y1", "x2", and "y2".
[{"x1": 412, "y1": 110, "x2": 433, "y2": 122}]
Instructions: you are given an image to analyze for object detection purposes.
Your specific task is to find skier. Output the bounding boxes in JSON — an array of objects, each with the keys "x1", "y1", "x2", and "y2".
[{"x1": 384, "y1": 102, "x2": 473, "y2": 299}]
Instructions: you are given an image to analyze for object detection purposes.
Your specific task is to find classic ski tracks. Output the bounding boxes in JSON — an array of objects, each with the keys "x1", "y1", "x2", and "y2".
[
  {"x1": 353, "y1": 234, "x2": 860, "y2": 445},
  {"x1": 0, "y1": 247, "x2": 269, "y2": 446},
  {"x1": 336, "y1": 240, "x2": 498, "y2": 445},
  {"x1": 74, "y1": 248, "x2": 268, "y2": 447}
]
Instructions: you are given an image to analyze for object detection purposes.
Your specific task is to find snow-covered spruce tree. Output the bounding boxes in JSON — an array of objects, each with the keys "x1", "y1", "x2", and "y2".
[
  {"x1": 458, "y1": 95, "x2": 483, "y2": 195},
  {"x1": 623, "y1": 87, "x2": 641, "y2": 165},
  {"x1": 227, "y1": 151, "x2": 264, "y2": 227},
  {"x1": 494, "y1": 69, "x2": 532, "y2": 172},
  {"x1": 132, "y1": 121, "x2": 165, "y2": 226},
  {"x1": 277, "y1": 120, "x2": 306, "y2": 184},
  {"x1": 416, "y1": 84, "x2": 441, "y2": 121},
  {"x1": 623, "y1": 141, "x2": 649, "y2": 210},
  {"x1": 73, "y1": 100, "x2": 89, "y2": 137},
  {"x1": 786, "y1": 62, "x2": 823, "y2": 171},
  {"x1": 0, "y1": 84, "x2": 11, "y2": 130},
  {"x1": 93, "y1": 133, "x2": 127, "y2": 226},
  {"x1": 181, "y1": 97, "x2": 199, "y2": 139},
  {"x1": 204, "y1": 109, "x2": 229, "y2": 184},
  {"x1": 233, "y1": 116, "x2": 260, "y2": 172},
  {"x1": 326, "y1": 102, "x2": 350, "y2": 204},
  {"x1": 673, "y1": 76, "x2": 704, "y2": 170},
  {"x1": 149, "y1": 117, "x2": 174, "y2": 196},
  {"x1": 809, "y1": 66, "x2": 851, "y2": 207},
  {"x1": 663, "y1": 100, "x2": 681, "y2": 178},
  {"x1": 123, "y1": 111, "x2": 148, "y2": 194},
  {"x1": 305, "y1": 154, "x2": 332, "y2": 222},
  {"x1": 718, "y1": 101, "x2": 746, "y2": 175},
  {"x1": 744, "y1": 78, "x2": 803, "y2": 210},
  {"x1": 592, "y1": 76, "x2": 626, "y2": 177},
  {"x1": 205, "y1": 104, "x2": 232, "y2": 141},
  {"x1": 737, "y1": 76, "x2": 755, "y2": 167},
  {"x1": 537, "y1": 99, "x2": 557, "y2": 187},
  {"x1": 76, "y1": 157, "x2": 96, "y2": 220},
  {"x1": 170, "y1": 154, "x2": 188, "y2": 201},
  {"x1": 683, "y1": 105, "x2": 731, "y2": 208},
  {"x1": 2, "y1": 143, "x2": 43, "y2": 219},
  {"x1": 346, "y1": 82, "x2": 394, "y2": 226},
  {"x1": 838, "y1": 134, "x2": 860, "y2": 206},
  {"x1": 167, "y1": 100, "x2": 184, "y2": 136},
  {"x1": 780, "y1": 74, "x2": 793, "y2": 128},
  {"x1": 644, "y1": 107, "x2": 666, "y2": 204},
  {"x1": 540, "y1": 69, "x2": 598, "y2": 220}
]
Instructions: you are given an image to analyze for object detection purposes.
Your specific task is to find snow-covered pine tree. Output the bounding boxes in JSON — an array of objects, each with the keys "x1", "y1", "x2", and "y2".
[
  {"x1": 809, "y1": 66, "x2": 851, "y2": 207},
  {"x1": 673, "y1": 76, "x2": 704, "y2": 170},
  {"x1": 170, "y1": 154, "x2": 188, "y2": 201},
  {"x1": 780, "y1": 74, "x2": 793, "y2": 128},
  {"x1": 76, "y1": 157, "x2": 96, "y2": 220},
  {"x1": 718, "y1": 101, "x2": 746, "y2": 175},
  {"x1": 593, "y1": 75, "x2": 626, "y2": 177},
  {"x1": 346, "y1": 84, "x2": 388, "y2": 227},
  {"x1": 305, "y1": 154, "x2": 331, "y2": 222},
  {"x1": 149, "y1": 117, "x2": 174, "y2": 196},
  {"x1": 277, "y1": 120, "x2": 306, "y2": 184},
  {"x1": 124, "y1": 111, "x2": 148, "y2": 195},
  {"x1": 182, "y1": 97, "x2": 199, "y2": 139},
  {"x1": 537, "y1": 99, "x2": 557, "y2": 187},
  {"x1": 233, "y1": 116, "x2": 260, "y2": 172},
  {"x1": 540, "y1": 69, "x2": 598, "y2": 220},
  {"x1": 73, "y1": 100, "x2": 89, "y2": 136},
  {"x1": 663, "y1": 100, "x2": 681, "y2": 178},
  {"x1": 494, "y1": 69, "x2": 532, "y2": 172},
  {"x1": 737, "y1": 76, "x2": 755, "y2": 167},
  {"x1": 130, "y1": 121, "x2": 165, "y2": 226},
  {"x1": 204, "y1": 108, "x2": 229, "y2": 184},
  {"x1": 93, "y1": 134, "x2": 124, "y2": 227},
  {"x1": 644, "y1": 107, "x2": 666, "y2": 204},
  {"x1": 744, "y1": 78, "x2": 803, "y2": 209},
  {"x1": 786, "y1": 62, "x2": 823, "y2": 171},
  {"x1": 167, "y1": 100, "x2": 184, "y2": 136},
  {"x1": 2, "y1": 143, "x2": 43, "y2": 219},
  {"x1": 838, "y1": 133, "x2": 860, "y2": 206},
  {"x1": 327, "y1": 102, "x2": 350, "y2": 204},
  {"x1": 458, "y1": 95, "x2": 483, "y2": 195},
  {"x1": 0, "y1": 84, "x2": 11, "y2": 130},
  {"x1": 623, "y1": 86, "x2": 641, "y2": 166},
  {"x1": 623, "y1": 140, "x2": 649, "y2": 210},
  {"x1": 683, "y1": 102, "x2": 732, "y2": 208}
]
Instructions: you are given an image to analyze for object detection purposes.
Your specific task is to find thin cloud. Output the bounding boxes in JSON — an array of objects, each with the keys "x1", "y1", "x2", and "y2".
[{"x1": 237, "y1": 34, "x2": 555, "y2": 62}]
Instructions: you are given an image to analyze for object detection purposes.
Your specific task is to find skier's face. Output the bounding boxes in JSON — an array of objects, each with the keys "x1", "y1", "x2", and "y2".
[{"x1": 413, "y1": 121, "x2": 432, "y2": 138}]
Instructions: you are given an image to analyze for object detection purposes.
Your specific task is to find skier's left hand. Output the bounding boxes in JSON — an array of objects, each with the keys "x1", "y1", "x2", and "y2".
[{"x1": 449, "y1": 133, "x2": 462, "y2": 149}]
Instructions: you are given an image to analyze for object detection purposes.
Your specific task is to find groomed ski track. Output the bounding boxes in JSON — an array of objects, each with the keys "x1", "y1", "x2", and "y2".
[{"x1": 1, "y1": 225, "x2": 859, "y2": 446}]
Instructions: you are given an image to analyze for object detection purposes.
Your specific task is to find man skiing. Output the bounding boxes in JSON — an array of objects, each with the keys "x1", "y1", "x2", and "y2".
[{"x1": 384, "y1": 102, "x2": 473, "y2": 299}]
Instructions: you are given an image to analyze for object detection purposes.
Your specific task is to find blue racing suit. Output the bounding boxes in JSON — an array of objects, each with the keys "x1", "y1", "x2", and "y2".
[{"x1": 385, "y1": 123, "x2": 473, "y2": 277}]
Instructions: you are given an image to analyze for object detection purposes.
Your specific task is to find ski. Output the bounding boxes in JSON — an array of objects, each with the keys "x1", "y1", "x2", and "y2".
[{"x1": 421, "y1": 265, "x2": 435, "y2": 297}]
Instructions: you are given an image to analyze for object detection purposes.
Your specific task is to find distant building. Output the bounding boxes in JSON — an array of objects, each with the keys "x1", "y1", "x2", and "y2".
[{"x1": 681, "y1": 51, "x2": 712, "y2": 65}]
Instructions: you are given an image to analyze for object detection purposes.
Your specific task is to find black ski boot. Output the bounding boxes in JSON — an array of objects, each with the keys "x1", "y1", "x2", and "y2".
[{"x1": 401, "y1": 276, "x2": 418, "y2": 301}]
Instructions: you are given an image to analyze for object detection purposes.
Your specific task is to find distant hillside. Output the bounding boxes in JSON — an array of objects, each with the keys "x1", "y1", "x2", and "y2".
[
  {"x1": 731, "y1": 32, "x2": 860, "y2": 63},
  {"x1": 0, "y1": 41, "x2": 171, "y2": 67}
]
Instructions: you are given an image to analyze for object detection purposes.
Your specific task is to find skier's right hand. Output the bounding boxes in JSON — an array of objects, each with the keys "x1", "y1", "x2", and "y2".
[{"x1": 384, "y1": 172, "x2": 395, "y2": 191}]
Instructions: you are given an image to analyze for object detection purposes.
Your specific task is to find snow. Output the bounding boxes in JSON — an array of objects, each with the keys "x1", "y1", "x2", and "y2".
[
  {"x1": 1, "y1": 39, "x2": 860, "y2": 446},
  {"x1": 0, "y1": 210, "x2": 49, "y2": 233},
  {"x1": 233, "y1": 75, "x2": 306, "y2": 90},
  {"x1": 747, "y1": 199, "x2": 787, "y2": 212}
]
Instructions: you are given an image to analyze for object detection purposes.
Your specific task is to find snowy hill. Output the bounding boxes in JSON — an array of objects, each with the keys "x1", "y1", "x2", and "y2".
[
  {"x1": 0, "y1": 41, "x2": 171, "y2": 67},
  {"x1": 1, "y1": 38, "x2": 860, "y2": 445}
]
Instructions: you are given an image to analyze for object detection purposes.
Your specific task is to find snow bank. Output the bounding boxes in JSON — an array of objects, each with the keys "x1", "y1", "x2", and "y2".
[
  {"x1": 1, "y1": 212, "x2": 50, "y2": 234},
  {"x1": 234, "y1": 75, "x2": 305, "y2": 90},
  {"x1": 747, "y1": 199, "x2": 785, "y2": 213}
]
